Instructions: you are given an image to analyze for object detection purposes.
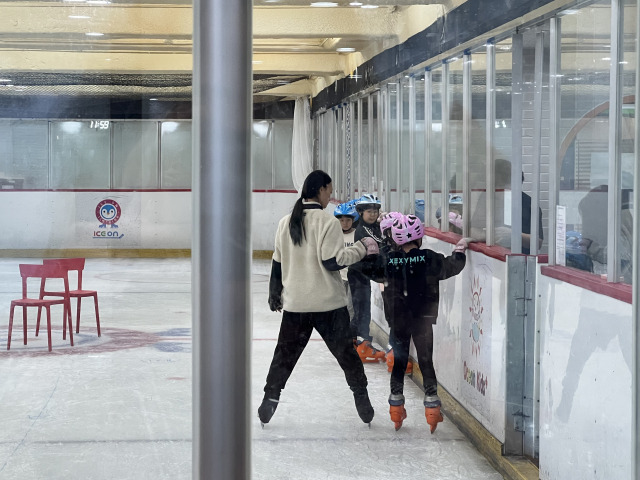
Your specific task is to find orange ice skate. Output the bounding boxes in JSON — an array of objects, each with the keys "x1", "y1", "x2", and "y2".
[{"x1": 356, "y1": 340, "x2": 385, "y2": 363}]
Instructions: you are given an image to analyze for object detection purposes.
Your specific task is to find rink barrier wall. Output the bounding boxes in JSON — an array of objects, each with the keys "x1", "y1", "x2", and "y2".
[
  {"x1": 369, "y1": 319, "x2": 538, "y2": 480},
  {"x1": 0, "y1": 249, "x2": 275, "y2": 259}
]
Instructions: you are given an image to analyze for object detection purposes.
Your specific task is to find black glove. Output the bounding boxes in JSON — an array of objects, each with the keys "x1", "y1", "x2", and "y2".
[{"x1": 268, "y1": 295, "x2": 282, "y2": 312}]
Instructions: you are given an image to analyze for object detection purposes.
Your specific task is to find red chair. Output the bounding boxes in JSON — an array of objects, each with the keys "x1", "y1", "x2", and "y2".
[
  {"x1": 41, "y1": 258, "x2": 101, "y2": 337},
  {"x1": 8, "y1": 263, "x2": 74, "y2": 352}
]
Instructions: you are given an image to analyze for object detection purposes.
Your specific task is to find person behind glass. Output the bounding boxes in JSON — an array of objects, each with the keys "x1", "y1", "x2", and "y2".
[
  {"x1": 362, "y1": 214, "x2": 468, "y2": 433},
  {"x1": 259, "y1": 170, "x2": 380, "y2": 427},
  {"x1": 333, "y1": 200, "x2": 360, "y2": 320},
  {"x1": 348, "y1": 193, "x2": 386, "y2": 362},
  {"x1": 470, "y1": 158, "x2": 543, "y2": 254}
]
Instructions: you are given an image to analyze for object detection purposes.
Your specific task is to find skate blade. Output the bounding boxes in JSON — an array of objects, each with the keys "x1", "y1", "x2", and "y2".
[
  {"x1": 394, "y1": 422, "x2": 403, "y2": 431},
  {"x1": 260, "y1": 422, "x2": 265, "y2": 429}
]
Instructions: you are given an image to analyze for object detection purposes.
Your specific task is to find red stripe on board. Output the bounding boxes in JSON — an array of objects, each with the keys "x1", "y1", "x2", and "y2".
[{"x1": 541, "y1": 265, "x2": 632, "y2": 304}]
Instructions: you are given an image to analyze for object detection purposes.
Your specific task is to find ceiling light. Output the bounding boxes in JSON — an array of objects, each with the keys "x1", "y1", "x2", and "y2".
[
  {"x1": 86, "y1": 32, "x2": 105, "y2": 36},
  {"x1": 311, "y1": 2, "x2": 338, "y2": 6},
  {"x1": 350, "y1": 1, "x2": 363, "y2": 4},
  {"x1": 87, "y1": 0, "x2": 111, "y2": 4},
  {"x1": 69, "y1": 15, "x2": 91, "y2": 19},
  {"x1": 361, "y1": 4, "x2": 379, "y2": 8},
  {"x1": 0, "y1": 78, "x2": 12, "y2": 83},
  {"x1": 252, "y1": 60, "x2": 264, "y2": 64},
  {"x1": 337, "y1": 47, "x2": 356, "y2": 53}
]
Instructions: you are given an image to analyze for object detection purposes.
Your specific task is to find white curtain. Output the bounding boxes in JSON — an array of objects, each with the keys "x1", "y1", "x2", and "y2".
[{"x1": 291, "y1": 96, "x2": 313, "y2": 193}]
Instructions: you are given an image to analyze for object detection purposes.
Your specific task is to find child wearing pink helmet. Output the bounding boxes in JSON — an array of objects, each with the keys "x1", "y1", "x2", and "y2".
[{"x1": 364, "y1": 213, "x2": 468, "y2": 433}]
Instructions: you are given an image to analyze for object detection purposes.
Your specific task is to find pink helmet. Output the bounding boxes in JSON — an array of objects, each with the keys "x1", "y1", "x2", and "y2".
[
  {"x1": 391, "y1": 214, "x2": 424, "y2": 246},
  {"x1": 380, "y1": 211, "x2": 404, "y2": 235}
]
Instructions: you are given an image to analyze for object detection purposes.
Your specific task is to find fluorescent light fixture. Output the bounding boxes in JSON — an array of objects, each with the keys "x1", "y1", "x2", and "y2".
[
  {"x1": 336, "y1": 47, "x2": 356, "y2": 53},
  {"x1": 361, "y1": 4, "x2": 379, "y2": 8},
  {"x1": 86, "y1": 32, "x2": 105, "y2": 36},
  {"x1": 311, "y1": 2, "x2": 338, "y2": 6},
  {"x1": 350, "y1": 1, "x2": 363, "y2": 5},
  {"x1": 69, "y1": 15, "x2": 91, "y2": 19},
  {"x1": 0, "y1": 78, "x2": 12, "y2": 83},
  {"x1": 87, "y1": 0, "x2": 111, "y2": 4},
  {"x1": 252, "y1": 60, "x2": 264, "y2": 64}
]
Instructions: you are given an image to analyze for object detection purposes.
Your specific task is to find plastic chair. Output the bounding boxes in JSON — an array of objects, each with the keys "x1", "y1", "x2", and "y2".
[
  {"x1": 7, "y1": 263, "x2": 74, "y2": 352},
  {"x1": 41, "y1": 258, "x2": 101, "y2": 337}
]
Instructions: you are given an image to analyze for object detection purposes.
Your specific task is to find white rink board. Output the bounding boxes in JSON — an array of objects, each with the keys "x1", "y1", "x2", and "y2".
[
  {"x1": 0, "y1": 191, "x2": 298, "y2": 251},
  {"x1": 537, "y1": 273, "x2": 632, "y2": 480}
]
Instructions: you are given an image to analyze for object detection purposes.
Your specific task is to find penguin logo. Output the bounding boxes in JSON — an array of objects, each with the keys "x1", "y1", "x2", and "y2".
[{"x1": 96, "y1": 199, "x2": 121, "y2": 228}]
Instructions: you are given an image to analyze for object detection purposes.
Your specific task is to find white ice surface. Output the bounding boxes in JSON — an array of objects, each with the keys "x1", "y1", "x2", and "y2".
[{"x1": 0, "y1": 258, "x2": 501, "y2": 479}]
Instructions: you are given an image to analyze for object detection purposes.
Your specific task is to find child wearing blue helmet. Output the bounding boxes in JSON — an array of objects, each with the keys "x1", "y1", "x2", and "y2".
[
  {"x1": 349, "y1": 193, "x2": 386, "y2": 362},
  {"x1": 334, "y1": 201, "x2": 360, "y2": 319}
]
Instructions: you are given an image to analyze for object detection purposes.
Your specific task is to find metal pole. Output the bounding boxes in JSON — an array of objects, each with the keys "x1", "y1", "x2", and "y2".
[
  {"x1": 486, "y1": 41, "x2": 495, "y2": 246},
  {"x1": 441, "y1": 61, "x2": 450, "y2": 233},
  {"x1": 462, "y1": 51, "x2": 471, "y2": 237},
  {"x1": 632, "y1": 1, "x2": 640, "y2": 476},
  {"x1": 409, "y1": 75, "x2": 416, "y2": 214},
  {"x1": 511, "y1": 33, "x2": 524, "y2": 253},
  {"x1": 530, "y1": 31, "x2": 544, "y2": 256},
  {"x1": 425, "y1": 68, "x2": 432, "y2": 228},
  {"x1": 192, "y1": 0, "x2": 251, "y2": 477},
  {"x1": 608, "y1": 0, "x2": 622, "y2": 282},
  {"x1": 548, "y1": 18, "x2": 561, "y2": 266}
]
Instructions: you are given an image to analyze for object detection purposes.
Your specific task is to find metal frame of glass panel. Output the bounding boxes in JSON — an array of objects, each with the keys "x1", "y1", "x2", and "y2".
[
  {"x1": 462, "y1": 50, "x2": 472, "y2": 236},
  {"x1": 441, "y1": 60, "x2": 450, "y2": 233},
  {"x1": 409, "y1": 74, "x2": 416, "y2": 215},
  {"x1": 424, "y1": 67, "x2": 433, "y2": 227}
]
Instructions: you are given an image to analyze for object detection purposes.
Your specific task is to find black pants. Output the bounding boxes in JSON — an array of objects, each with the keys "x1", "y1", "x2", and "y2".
[
  {"x1": 347, "y1": 272, "x2": 372, "y2": 342},
  {"x1": 263, "y1": 307, "x2": 368, "y2": 394},
  {"x1": 389, "y1": 314, "x2": 437, "y2": 396}
]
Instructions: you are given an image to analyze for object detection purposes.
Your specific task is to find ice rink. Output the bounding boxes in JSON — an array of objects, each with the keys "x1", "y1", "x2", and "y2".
[{"x1": 0, "y1": 258, "x2": 502, "y2": 479}]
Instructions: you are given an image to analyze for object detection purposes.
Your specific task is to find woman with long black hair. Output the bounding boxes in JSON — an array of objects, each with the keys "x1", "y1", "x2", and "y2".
[{"x1": 259, "y1": 170, "x2": 379, "y2": 427}]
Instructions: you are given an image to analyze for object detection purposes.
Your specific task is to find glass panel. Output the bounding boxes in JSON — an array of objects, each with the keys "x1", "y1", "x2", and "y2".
[
  {"x1": 161, "y1": 121, "x2": 192, "y2": 189},
  {"x1": 0, "y1": 120, "x2": 48, "y2": 189},
  {"x1": 112, "y1": 121, "x2": 159, "y2": 189},
  {"x1": 469, "y1": 48, "x2": 487, "y2": 238},
  {"x1": 558, "y1": 1, "x2": 612, "y2": 277},
  {"x1": 415, "y1": 73, "x2": 426, "y2": 214},
  {"x1": 51, "y1": 121, "x2": 110, "y2": 189},
  {"x1": 447, "y1": 57, "x2": 464, "y2": 234},
  {"x1": 429, "y1": 68, "x2": 443, "y2": 228},
  {"x1": 618, "y1": 0, "x2": 635, "y2": 284},
  {"x1": 400, "y1": 76, "x2": 411, "y2": 211},
  {"x1": 273, "y1": 120, "x2": 293, "y2": 189},
  {"x1": 388, "y1": 83, "x2": 398, "y2": 203},
  {"x1": 252, "y1": 120, "x2": 272, "y2": 190}
]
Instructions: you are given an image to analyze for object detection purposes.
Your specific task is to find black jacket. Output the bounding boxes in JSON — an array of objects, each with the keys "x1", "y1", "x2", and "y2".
[{"x1": 363, "y1": 247, "x2": 466, "y2": 322}]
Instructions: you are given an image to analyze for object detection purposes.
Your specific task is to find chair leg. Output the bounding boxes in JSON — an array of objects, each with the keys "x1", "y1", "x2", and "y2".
[
  {"x1": 76, "y1": 297, "x2": 81, "y2": 334},
  {"x1": 22, "y1": 308, "x2": 27, "y2": 345},
  {"x1": 36, "y1": 305, "x2": 42, "y2": 336},
  {"x1": 7, "y1": 305, "x2": 15, "y2": 350},
  {"x1": 67, "y1": 302, "x2": 74, "y2": 347},
  {"x1": 93, "y1": 294, "x2": 101, "y2": 337},
  {"x1": 46, "y1": 306, "x2": 52, "y2": 352}
]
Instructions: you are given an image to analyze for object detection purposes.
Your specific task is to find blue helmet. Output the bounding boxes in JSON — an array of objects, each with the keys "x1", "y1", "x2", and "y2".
[
  {"x1": 334, "y1": 202, "x2": 360, "y2": 222},
  {"x1": 355, "y1": 193, "x2": 381, "y2": 211}
]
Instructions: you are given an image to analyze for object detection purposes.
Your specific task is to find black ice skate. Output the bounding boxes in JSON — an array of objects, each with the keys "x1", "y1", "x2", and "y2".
[
  {"x1": 258, "y1": 390, "x2": 280, "y2": 427},
  {"x1": 351, "y1": 387, "x2": 374, "y2": 426}
]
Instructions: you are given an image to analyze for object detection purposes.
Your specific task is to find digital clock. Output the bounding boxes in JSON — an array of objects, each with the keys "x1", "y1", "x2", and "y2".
[{"x1": 90, "y1": 120, "x2": 110, "y2": 130}]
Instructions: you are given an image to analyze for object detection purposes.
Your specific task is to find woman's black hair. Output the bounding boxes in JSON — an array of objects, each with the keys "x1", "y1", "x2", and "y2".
[{"x1": 289, "y1": 170, "x2": 332, "y2": 246}]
